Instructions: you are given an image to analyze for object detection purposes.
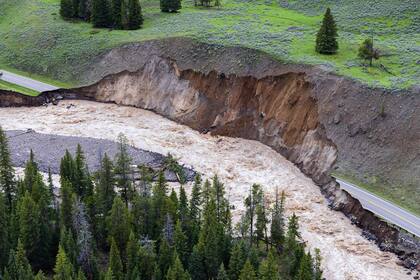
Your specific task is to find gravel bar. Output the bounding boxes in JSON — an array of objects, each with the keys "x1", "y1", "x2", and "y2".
[{"x1": 5, "y1": 130, "x2": 195, "y2": 182}]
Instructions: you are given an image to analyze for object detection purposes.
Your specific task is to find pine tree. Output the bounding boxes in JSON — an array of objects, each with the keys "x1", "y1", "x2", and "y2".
[
  {"x1": 258, "y1": 250, "x2": 280, "y2": 280},
  {"x1": 296, "y1": 253, "x2": 313, "y2": 280},
  {"x1": 126, "y1": 231, "x2": 140, "y2": 279},
  {"x1": 315, "y1": 8, "x2": 338, "y2": 54},
  {"x1": 53, "y1": 246, "x2": 75, "y2": 280},
  {"x1": 60, "y1": 0, "x2": 75, "y2": 18},
  {"x1": 35, "y1": 271, "x2": 48, "y2": 280},
  {"x1": 255, "y1": 194, "x2": 268, "y2": 251},
  {"x1": 271, "y1": 190, "x2": 285, "y2": 251},
  {"x1": 0, "y1": 126, "x2": 16, "y2": 212},
  {"x1": 138, "y1": 242, "x2": 158, "y2": 280},
  {"x1": 166, "y1": 254, "x2": 190, "y2": 280},
  {"x1": 18, "y1": 191, "x2": 40, "y2": 263},
  {"x1": 111, "y1": 0, "x2": 123, "y2": 28},
  {"x1": 188, "y1": 245, "x2": 206, "y2": 280},
  {"x1": 313, "y1": 248, "x2": 323, "y2": 280},
  {"x1": 107, "y1": 196, "x2": 130, "y2": 254},
  {"x1": 72, "y1": 0, "x2": 80, "y2": 17},
  {"x1": 92, "y1": 0, "x2": 111, "y2": 28},
  {"x1": 74, "y1": 144, "x2": 90, "y2": 198},
  {"x1": 109, "y1": 238, "x2": 124, "y2": 280},
  {"x1": 77, "y1": 269, "x2": 87, "y2": 280},
  {"x1": 216, "y1": 263, "x2": 228, "y2": 280},
  {"x1": 132, "y1": 192, "x2": 152, "y2": 238},
  {"x1": 198, "y1": 198, "x2": 224, "y2": 279},
  {"x1": 59, "y1": 227, "x2": 78, "y2": 268},
  {"x1": 120, "y1": 0, "x2": 129, "y2": 29},
  {"x1": 152, "y1": 171, "x2": 168, "y2": 239},
  {"x1": 78, "y1": 0, "x2": 90, "y2": 20},
  {"x1": 228, "y1": 241, "x2": 247, "y2": 280},
  {"x1": 244, "y1": 184, "x2": 262, "y2": 246},
  {"x1": 5, "y1": 240, "x2": 33, "y2": 280},
  {"x1": 178, "y1": 185, "x2": 189, "y2": 231},
  {"x1": 188, "y1": 174, "x2": 202, "y2": 247},
  {"x1": 96, "y1": 153, "x2": 116, "y2": 246},
  {"x1": 127, "y1": 0, "x2": 143, "y2": 30},
  {"x1": 60, "y1": 180, "x2": 74, "y2": 230},
  {"x1": 0, "y1": 192, "x2": 9, "y2": 270},
  {"x1": 115, "y1": 133, "x2": 132, "y2": 206},
  {"x1": 60, "y1": 150, "x2": 75, "y2": 187},
  {"x1": 158, "y1": 238, "x2": 174, "y2": 278},
  {"x1": 174, "y1": 220, "x2": 189, "y2": 267},
  {"x1": 238, "y1": 260, "x2": 256, "y2": 280}
]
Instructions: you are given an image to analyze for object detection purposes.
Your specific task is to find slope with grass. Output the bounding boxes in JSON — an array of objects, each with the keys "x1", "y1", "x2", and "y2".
[{"x1": 0, "y1": 0, "x2": 419, "y2": 89}]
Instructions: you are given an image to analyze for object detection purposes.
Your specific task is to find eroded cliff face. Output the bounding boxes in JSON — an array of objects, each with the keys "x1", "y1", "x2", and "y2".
[
  {"x1": 71, "y1": 56, "x2": 418, "y2": 269},
  {"x1": 77, "y1": 56, "x2": 337, "y2": 185}
]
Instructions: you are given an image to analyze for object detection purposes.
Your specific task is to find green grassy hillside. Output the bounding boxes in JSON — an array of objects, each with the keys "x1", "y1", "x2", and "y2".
[{"x1": 0, "y1": 0, "x2": 419, "y2": 89}]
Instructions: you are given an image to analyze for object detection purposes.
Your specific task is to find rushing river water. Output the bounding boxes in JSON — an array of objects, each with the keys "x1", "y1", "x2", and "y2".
[{"x1": 0, "y1": 100, "x2": 412, "y2": 280}]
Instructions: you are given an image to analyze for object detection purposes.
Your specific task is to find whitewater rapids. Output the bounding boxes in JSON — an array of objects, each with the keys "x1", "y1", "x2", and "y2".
[{"x1": 0, "y1": 100, "x2": 411, "y2": 280}]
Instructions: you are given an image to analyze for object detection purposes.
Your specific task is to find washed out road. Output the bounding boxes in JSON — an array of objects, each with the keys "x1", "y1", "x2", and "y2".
[
  {"x1": 336, "y1": 178, "x2": 420, "y2": 237},
  {"x1": 0, "y1": 69, "x2": 59, "y2": 92}
]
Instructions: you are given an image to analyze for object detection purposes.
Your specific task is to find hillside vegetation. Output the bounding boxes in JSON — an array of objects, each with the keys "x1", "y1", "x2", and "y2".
[{"x1": 0, "y1": 0, "x2": 419, "y2": 89}]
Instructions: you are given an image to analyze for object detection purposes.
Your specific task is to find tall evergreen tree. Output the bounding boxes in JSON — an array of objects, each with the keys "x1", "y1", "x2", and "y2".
[
  {"x1": 166, "y1": 254, "x2": 190, "y2": 280},
  {"x1": 238, "y1": 259, "x2": 256, "y2": 280},
  {"x1": 107, "y1": 196, "x2": 131, "y2": 254},
  {"x1": 152, "y1": 171, "x2": 168, "y2": 239},
  {"x1": 271, "y1": 190, "x2": 285, "y2": 251},
  {"x1": 296, "y1": 253, "x2": 313, "y2": 280},
  {"x1": 126, "y1": 231, "x2": 141, "y2": 279},
  {"x1": 158, "y1": 238, "x2": 174, "y2": 279},
  {"x1": 109, "y1": 238, "x2": 124, "y2": 280},
  {"x1": 313, "y1": 248, "x2": 323, "y2": 280},
  {"x1": 78, "y1": 0, "x2": 90, "y2": 20},
  {"x1": 18, "y1": 191, "x2": 41, "y2": 264},
  {"x1": 258, "y1": 250, "x2": 280, "y2": 280},
  {"x1": 60, "y1": 150, "x2": 75, "y2": 187},
  {"x1": 5, "y1": 240, "x2": 33, "y2": 280},
  {"x1": 60, "y1": 0, "x2": 75, "y2": 18},
  {"x1": 188, "y1": 245, "x2": 206, "y2": 280},
  {"x1": 111, "y1": 0, "x2": 123, "y2": 28},
  {"x1": 188, "y1": 175, "x2": 202, "y2": 247},
  {"x1": 60, "y1": 180, "x2": 74, "y2": 230},
  {"x1": 115, "y1": 133, "x2": 132, "y2": 206},
  {"x1": 315, "y1": 8, "x2": 338, "y2": 54},
  {"x1": 127, "y1": 0, "x2": 143, "y2": 29},
  {"x1": 53, "y1": 246, "x2": 75, "y2": 280},
  {"x1": 216, "y1": 263, "x2": 228, "y2": 280},
  {"x1": 0, "y1": 192, "x2": 9, "y2": 270},
  {"x1": 228, "y1": 241, "x2": 247, "y2": 280},
  {"x1": 72, "y1": 0, "x2": 80, "y2": 17},
  {"x1": 0, "y1": 127, "x2": 16, "y2": 211},
  {"x1": 59, "y1": 227, "x2": 78, "y2": 268},
  {"x1": 74, "y1": 144, "x2": 90, "y2": 198},
  {"x1": 174, "y1": 220, "x2": 189, "y2": 267},
  {"x1": 92, "y1": 0, "x2": 111, "y2": 27}
]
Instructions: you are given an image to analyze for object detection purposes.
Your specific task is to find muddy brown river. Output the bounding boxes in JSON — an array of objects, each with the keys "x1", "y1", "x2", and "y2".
[{"x1": 0, "y1": 100, "x2": 412, "y2": 280}]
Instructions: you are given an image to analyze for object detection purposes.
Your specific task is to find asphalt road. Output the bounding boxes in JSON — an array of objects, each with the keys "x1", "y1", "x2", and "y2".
[
  {"x1": 0, "y1": 69, "x2": 59, "y2": 92},
  {"x1": 336, "y1": 178, "x2": 420, "y2": 237}
]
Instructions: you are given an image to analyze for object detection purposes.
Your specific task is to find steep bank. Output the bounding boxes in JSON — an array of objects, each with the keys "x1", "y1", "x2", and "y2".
[
  {"x1": 69, "y1": 55, "x2": 419, "y2": 269},
  {"x1": 0, "y1": 100, "x2": 414, "y2": 280}
]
